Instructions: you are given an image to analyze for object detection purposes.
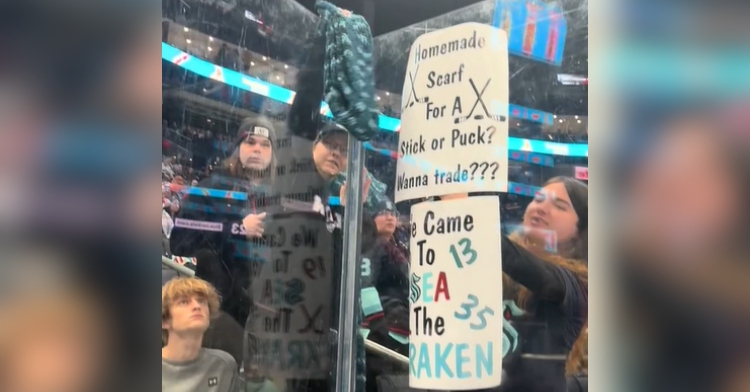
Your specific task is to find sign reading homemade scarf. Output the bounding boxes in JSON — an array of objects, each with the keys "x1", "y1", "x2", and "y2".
[{"x1": 395, "y1": 23, "x2": 510, "y2": 203}]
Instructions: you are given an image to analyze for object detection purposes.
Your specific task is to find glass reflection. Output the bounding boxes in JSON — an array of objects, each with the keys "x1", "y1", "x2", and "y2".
[{"x1": 162, "y1": 0, "x2": 588, "y2": 390}]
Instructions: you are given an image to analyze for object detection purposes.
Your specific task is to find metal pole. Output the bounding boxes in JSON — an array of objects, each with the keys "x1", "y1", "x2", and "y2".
[
  {"x1": 335, "y1": 4, "x2": 375, "y2": 391},
  {"x1": 366, "y1": 339, "x2": 409, "y2": 368},
  {"x1": 334, "y1": 136, "x2": 366, "y2": 392}
]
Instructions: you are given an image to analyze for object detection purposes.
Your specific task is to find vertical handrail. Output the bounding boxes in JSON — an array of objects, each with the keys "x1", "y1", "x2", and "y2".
[
  {"x1": 334, "y1": 138, "x2": 366, "y2": 392},
  {"x1": 336, "y1": 4, "x2": 375, "y2": 390}
]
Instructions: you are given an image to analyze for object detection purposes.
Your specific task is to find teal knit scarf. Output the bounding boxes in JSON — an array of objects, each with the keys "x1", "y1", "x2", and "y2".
[{"x1": 315, "y1": 0, "x2": 379, "y2": 142}]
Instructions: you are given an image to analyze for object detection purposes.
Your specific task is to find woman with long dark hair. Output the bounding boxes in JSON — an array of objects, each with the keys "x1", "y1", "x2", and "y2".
[
  {"x1": 361, "y1": 199, "x2": 411, "y2": 392},
  {"x1": 495, "y1": 176, "x2": 588, "y2": 392}
]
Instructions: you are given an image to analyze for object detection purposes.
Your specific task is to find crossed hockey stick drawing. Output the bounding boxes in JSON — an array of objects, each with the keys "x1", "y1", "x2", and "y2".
[{"x1": 454, "y1": 78, "x2": 508, "y2": 124}]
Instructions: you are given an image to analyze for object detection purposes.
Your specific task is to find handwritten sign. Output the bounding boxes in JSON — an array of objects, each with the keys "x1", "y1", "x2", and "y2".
[
  {"x1": 245, "y1": 215, "x2": 333, "y2": 380},
  {"x1": 395, "y1": 23, "x2": 509, "y2": 203},
  {"x1": 409, "y1": 197, "x2": 503, "y2": 390}
]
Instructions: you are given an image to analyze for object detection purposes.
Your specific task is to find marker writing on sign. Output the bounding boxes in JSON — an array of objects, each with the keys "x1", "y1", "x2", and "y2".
[{"x1": 409, "y1": 207, "x2": 497, "y2": 379}]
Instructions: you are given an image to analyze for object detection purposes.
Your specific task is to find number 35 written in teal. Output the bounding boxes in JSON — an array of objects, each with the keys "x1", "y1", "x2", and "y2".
[
  {"x1": 454, "y1": 294, "x2": 495, "y2": 330},
  {"x1": 449, "y1": 238, "x2": 477, "y2": 268}
]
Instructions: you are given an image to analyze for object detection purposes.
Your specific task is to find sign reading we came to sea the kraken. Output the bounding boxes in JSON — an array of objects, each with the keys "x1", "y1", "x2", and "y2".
[
  {"x1": 246, "y1": 216, "x2": 333, "y2": 380},
  {"x1": 395, "y1": 23, "x2": 510, "y2": 203},
  {"x1": 409, "y1": 197, "x2": 503, "y2": 390}
]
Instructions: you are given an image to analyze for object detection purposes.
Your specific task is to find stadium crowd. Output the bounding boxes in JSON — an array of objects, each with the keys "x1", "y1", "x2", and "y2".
[
  {"x1": 161, "y1": 110, "x2": 588, "y2": 392},
  {"x1": 161, "y1": 2, "x2": 588, "y2": 392}
]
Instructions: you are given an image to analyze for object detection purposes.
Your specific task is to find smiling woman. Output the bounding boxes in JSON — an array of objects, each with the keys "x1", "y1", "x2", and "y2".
[{"x1": 521, "y1": 177, "x2": 588, "y2": 262}]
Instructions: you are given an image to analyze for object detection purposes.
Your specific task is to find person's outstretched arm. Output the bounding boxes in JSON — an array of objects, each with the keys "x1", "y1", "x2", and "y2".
[{"x1": 501, "y1": 236, "x2": 585, "y2": 303}]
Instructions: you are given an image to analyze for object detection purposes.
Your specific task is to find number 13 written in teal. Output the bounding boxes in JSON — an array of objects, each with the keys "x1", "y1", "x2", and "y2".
[{"x1": 450, "y1": 238, "x2": 477, "y2": 268}]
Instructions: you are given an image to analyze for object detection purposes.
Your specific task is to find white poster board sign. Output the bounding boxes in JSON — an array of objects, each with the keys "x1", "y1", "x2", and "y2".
[
  {"x1": 395, "y1": 23, "x2": 509, "y2": 203},
  {"x1": 246, "y1": 215, "x2": 333, "y2": 380},
  {"x1": 409, "y1": 197, "x2": 503, "y2": 390}
]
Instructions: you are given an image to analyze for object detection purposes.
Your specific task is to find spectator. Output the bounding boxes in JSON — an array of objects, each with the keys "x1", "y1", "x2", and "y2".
[
  {"x1": 287, "y1": 119, "x2": 381, "y2": 391},
  {"x1": 164, "y1": 182, "x2": 182, "y2": 214},
  {"x1": 311, "y1": 122, "x2": 392, "y2": 216},
  {"x1": 169, "y1": 116, "x2": 277, "y2": 327},
  {"x1": 162, "y1": 196, "x2": 175, "y2": 257},
  {"x1": 162, "y1": 277, "x2": 240, "y2": 392},
  {"x1": 497, "y1": 176, "x2": 588, "y2": 392},
  {"x1": 361, "y1": 199, "x2": 410, "y2": 392}
]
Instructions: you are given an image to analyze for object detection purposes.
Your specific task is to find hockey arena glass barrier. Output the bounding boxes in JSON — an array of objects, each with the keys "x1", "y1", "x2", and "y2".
[
  {"x1": 161, "y1": 42, "x2": 589, "y2": 157},
  {"x1": 161, "y1": 0, "x2": 587, "y2": 391}
]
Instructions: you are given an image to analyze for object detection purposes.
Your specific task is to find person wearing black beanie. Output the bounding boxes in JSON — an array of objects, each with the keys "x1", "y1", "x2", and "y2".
[
  {"x1": 170, "y1": 115, "x2": 279, "y2": 329},
  {"x1": 222, "y1": 116, "x2": 278, "y2": 185}
]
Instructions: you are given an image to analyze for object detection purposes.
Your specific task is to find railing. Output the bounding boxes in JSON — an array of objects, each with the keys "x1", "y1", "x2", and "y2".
[
  {"x1": 163, "y1": 128, "x2": 194, "y2": 151},
  {"x1": 161, "y1": 256, "x2": 581, "y2": 365},
  {"x1": 161, "y1": 255, "x2": 197, "y2": 276}
]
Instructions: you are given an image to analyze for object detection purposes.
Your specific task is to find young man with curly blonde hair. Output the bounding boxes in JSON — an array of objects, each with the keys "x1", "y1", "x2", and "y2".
[{"x1": 162, "y1": 277, "x2": 239, "y2": 392}]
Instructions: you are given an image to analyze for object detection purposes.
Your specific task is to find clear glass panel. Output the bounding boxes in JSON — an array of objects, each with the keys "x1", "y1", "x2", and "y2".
[
  {"x1": 162, "y1": 0, "x2": 587, "y2": 390},
  {"x1": 367, "y1": 2, "x2": 588, "y2": 391},
  {"x1": 163, "y1": 2, "x2": 345, "y2": 391}
]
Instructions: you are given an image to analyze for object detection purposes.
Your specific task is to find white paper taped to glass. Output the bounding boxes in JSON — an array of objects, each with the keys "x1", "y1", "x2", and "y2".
[
  {"x1": 409, "y1": 196, "x2": 503, "y2": 390},
  {"x1": 395, "y1": 23, "x2": 510, "y2": 203}
]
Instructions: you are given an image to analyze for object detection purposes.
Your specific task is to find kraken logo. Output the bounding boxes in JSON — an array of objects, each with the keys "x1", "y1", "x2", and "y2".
[{"x1": 409, "y1": 273, "x2": 421, "y2": 303}]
